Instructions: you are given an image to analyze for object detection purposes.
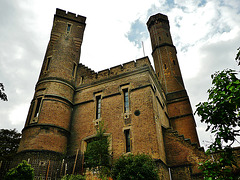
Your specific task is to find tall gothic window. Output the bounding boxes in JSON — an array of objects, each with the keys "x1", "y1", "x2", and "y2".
[
  {"x1": 124, "y1": 129, "x2": 131, "y2": 152},
  {"x1": 28, "y1": 96, "x2": 43, "y2": 124},
  {"x1": 96, "y1": 95, "x2": 101, "y2": 119},
  {"x1": 123, "y1": 89, "x2": 129, "y2": 113}
]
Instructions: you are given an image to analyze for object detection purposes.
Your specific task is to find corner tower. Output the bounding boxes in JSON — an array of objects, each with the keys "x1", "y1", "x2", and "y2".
[
  {"x1": 147, "y1": 13, "x2": 200, "y2": 146},
  {"x1": 17, "y1": 9, "x2": 86, "y2": 158}
]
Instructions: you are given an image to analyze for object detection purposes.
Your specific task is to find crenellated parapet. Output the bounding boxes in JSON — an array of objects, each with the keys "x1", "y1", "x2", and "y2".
[
  {"x1": 146, "y1": 13, "x2": 169, "y2": 31},
  {"x1": 77, "y1": 57, "x2": 152, "y2": 86},
  {"x1": 78, "y1": 63, "x2": 96, "y2": 76},
  {"x1": 55, "y1": 8, "x2": 86, "y2": 24}
]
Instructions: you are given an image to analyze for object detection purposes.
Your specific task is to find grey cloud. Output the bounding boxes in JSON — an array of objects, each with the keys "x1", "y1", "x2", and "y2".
[
  {"x1": 0, "y1": 0, "x2": 42, "y2": 132},
  {"x1": 185, "y1": 37, "x2": 240, "y2": 147}
]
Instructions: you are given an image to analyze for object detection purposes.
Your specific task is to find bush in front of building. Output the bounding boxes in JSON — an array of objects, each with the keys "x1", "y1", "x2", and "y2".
[
  {"x1": 61, "y1": 174, "x2": 86, "y2": 180},
  {"x1": 4, "y1": 160, "x2": 34, "y2": 180},
  {"x1": 112, "y1": 153, "x2": 159, "y2": 180}
]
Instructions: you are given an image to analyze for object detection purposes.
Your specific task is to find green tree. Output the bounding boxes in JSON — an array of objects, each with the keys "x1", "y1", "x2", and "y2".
[
  {"x1": 84, "y1": 122, "x2": 111, "y2": 178},
  {"x1": 4, "y1": 160, "x2": 34, "y2": 180},
  {"x1": 0, "y1": 83, "x2": 8, "y2": 101},
  {"x1": 112, "y1": 154, "x2": 159, "y2": 180},
  {"x1": 196, "y1": 69, "x2": 240, "y2": 149},
  {"x1": 195, "y1": 48, "x2": 240, "y2": 179},
  {"x1": 0, "y1": 129, "x2": 21, "y2": 161}
]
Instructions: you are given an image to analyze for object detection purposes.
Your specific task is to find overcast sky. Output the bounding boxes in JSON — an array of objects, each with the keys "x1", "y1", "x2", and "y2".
[{"x1": 0, "y1": 0, "x2": 239, "y2": 149}]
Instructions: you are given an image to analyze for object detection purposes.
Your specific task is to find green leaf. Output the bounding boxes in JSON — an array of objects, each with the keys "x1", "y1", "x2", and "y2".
[{"x1": 196, "y1": 68, "x2": 239, "y2": 180}]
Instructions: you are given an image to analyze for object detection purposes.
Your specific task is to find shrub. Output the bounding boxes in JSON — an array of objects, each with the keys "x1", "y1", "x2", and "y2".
[
  {"x1": 112, "y1": 154, "x2": 159, "y2": 180},
  {"x1": 61, "y1": 174, "x2": 86, "y2": 180},
  {"x1": 4, "y1": 160, "x2": 34, "y2": 180},
  {"x1": 84, "y1": 121, "x2": 111, "y2": 178}
]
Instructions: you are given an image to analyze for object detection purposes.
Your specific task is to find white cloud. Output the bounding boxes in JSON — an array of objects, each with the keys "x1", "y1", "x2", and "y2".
[{"x1": 9, "y1": 104, "x2": 28, "y2": 126}]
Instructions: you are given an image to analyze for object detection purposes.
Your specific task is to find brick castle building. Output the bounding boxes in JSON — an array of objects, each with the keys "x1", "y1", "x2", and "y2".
[{"x1": 16, "y1": 9, "x2": 209, "y2": 179}]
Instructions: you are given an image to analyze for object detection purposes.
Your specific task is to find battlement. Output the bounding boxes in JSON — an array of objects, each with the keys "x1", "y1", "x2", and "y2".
[
  {"x1": 147, "y1": 13, "x2": 169, "y2": 31},
  {"x1": 55, "y1": 8, "x2": 86, "y2": 23},
  {"x1": 79, "y1": 56, "x2": 152, "y2": 85}
]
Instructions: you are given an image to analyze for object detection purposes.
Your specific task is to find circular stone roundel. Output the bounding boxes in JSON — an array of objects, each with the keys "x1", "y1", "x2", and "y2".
[{"x1": 134, "y1": 110, "x2": 140, "y2": 116}]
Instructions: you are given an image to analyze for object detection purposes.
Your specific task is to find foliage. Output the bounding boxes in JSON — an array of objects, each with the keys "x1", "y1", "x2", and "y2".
[
  {"x1": 112, "y1": 154, "x2": 159, "y2": 180},
  {"x1": 84, "y1": 121, "x2": 111, "y2": 178},
  {"x1": 0, "y1": 83, "x2": 8, "y2": 101},
  {"x1": 199, "y1": 148, "x2": 237, "y2": 180},
  {"x1": 195, "y1": 68, "x2": 240, "y2": 179},
  {"x1": 61, "y1": 174, "x2": 86, "y2": 180},
  {"x1": 196, "y1": 69, "x2": 240, "y2": 150},
  {"x1": 0, "y1": 129, "x2": 21, "y2": 161},
  {"x1": 4, "y1": 160, "x2": 34, "y2": 180}
]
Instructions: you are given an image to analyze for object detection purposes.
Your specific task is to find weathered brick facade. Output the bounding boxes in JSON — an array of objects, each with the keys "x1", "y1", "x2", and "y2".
[{"x1": 16, "y1": 9, "x2": 209, "y2": 179}]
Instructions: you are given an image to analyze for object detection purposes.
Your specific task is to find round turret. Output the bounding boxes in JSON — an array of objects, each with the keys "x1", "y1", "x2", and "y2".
[{"x1": 18, "y1": 8, "x2": 86, "y2": 155}]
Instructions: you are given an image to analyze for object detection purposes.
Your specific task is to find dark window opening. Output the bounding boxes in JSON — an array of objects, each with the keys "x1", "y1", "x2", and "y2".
[
  {"x1": 166, "y1": 33, "x2": 169, "y2": 37},
  {"x1": 159, "y1": 36, "x2": 161, "y2": 42},
  {"x1": 67, "y1": 24, "x2": 71, "y2": 32},
  {"x1": 164, "y1": 64, "x2": 167, "y2": 69},
  {"x1": 34, "y1": 97, "x2": 42, "y2": 118},
  {"x1": 124, "y1": 129, "x2": 131, "y2": 153},
  {"x1": 96, "y1": 96, "x2": 101, "y2": 119},
  {"x1": 46, "y1": 57, "x2": 51, "y2": 71},
  {"x1": 173, "y1": 60, "x2": 176, "y2": 65},
  {"x1": 123, "y1": 89, "x2": 129, "y2": 113}
]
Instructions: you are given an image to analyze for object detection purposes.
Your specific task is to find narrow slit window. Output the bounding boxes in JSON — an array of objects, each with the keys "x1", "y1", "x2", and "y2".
[
  {"x1": 45, "y1": 57, "x2": 51, "y2": 71},
  {"x1": 123, "y1": 89, "x2": 129, "y2": 113},
  {"x1": 159, "y1": 36, "x2": 161, "y2": 42},
  {"x1": 80, "y1": 76, "x2": 84, "y2": 84},
  {"x1": 124, "y1": 129, "x2": 131, "y2": 153},
  {"x1": 72, "y1": 63, "x2": 77, "y2": 77},
  {"x1": 67, "y1": 24, "x2": 72, "y2": 33},
  {"x1": 173, "y1": 60, "x2": 176, "y2": 65},
  {"x1": 164, "y1": 64, "x2": 167, "y2": 69},
  {"x1": 96, "y1": 96, "x2": 101, "y2": 119},
  {"x1": 33, "y1": 97, "x2": 42, "y2": 118}
]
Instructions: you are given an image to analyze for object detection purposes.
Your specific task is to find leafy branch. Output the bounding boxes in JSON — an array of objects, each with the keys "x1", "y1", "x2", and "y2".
[{"x1": 195, "y1": 49, "x2": 240, "y2": 179}]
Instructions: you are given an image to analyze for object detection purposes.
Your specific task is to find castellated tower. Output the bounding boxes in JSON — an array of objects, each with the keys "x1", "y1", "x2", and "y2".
[
  {"x1": 147, "y1": 13, "x2": 200, "y2": 146},
  {"x1": 17, "y1": 9, "x2": 86, "y2": 158},
  {"x1": 12, "y1": 9, "x2": 211, "y2": 179}
]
